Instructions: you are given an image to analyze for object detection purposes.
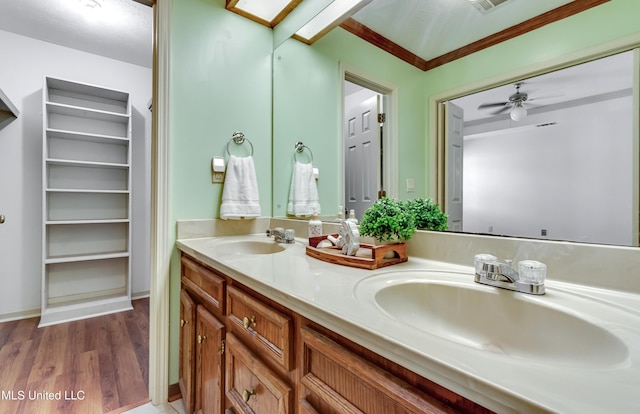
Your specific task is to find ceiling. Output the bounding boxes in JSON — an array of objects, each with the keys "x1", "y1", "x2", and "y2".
[
  {"x1": 0, "y1": 0, "x2": 621, "y2": 116},
  {"x1": 350, "y1": 0, "x2": 574, "y2": 62},
  {"x1": 0, "y1": 0, "x2": 607, "y2": 72},
  {"x1": 0, "y1": 0, "x2": 153, "y2": 68}
]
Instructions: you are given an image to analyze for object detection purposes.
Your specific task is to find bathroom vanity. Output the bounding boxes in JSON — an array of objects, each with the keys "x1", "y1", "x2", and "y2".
[{"x1": 176, "y1": 228, "x2": 640, "y2": 414}]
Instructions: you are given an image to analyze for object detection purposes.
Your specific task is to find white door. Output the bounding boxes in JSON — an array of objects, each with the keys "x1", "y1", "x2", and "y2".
[
  {"x1": 345, "y1": 91, "x2": 381, "y2": 221},
  {"x1": 0, "y1": 120, "x2": 32, "y2": 316},
  {"x1": 446, "y1": 101, "x2": 464, "y2": 231}
]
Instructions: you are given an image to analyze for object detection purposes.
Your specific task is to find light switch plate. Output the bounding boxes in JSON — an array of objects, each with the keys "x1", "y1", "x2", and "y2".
[{"x1": 406, "y1": 178, "x2": 415, "y2": 193}]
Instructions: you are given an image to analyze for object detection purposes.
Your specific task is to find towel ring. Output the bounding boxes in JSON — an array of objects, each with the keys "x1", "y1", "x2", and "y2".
[
  {"x1": 226, "y1": 131, "x2": 254, "y2": 156},
  {"x1": 294, "y1": 141, "x2": 313, "y2": 164}
]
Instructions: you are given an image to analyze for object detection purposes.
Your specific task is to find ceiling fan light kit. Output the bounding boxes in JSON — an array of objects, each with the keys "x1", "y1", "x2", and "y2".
[
  {"x1": 478, "y1": 82, "x2": 540, "y2": 121},
  {"x1": 510, "y1": 103, "x2": 527, "y2": 121}
]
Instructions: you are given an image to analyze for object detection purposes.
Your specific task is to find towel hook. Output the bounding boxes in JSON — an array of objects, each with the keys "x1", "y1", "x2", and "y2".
[
  {"x1": 227, "y1": 131, "x2": 254, "y2": 156},
  {"x1": 294, "y1": 141, "x2": 313, "y2": 163}
]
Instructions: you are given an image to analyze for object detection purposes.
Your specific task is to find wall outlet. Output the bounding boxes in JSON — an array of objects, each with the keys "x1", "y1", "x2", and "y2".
[{"x1": 212, "y1": 171, "x2": 224, "y2": 183}]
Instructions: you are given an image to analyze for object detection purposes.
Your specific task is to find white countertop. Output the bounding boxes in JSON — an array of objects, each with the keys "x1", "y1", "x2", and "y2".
[{"x1": 176, "y1": 234, "x2": 640, "y2": 414}]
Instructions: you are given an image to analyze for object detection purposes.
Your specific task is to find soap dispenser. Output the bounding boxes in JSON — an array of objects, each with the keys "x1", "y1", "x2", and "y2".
[
  {"x1": 337, "y1": 206, "x2": 344, "y2": 223},
  {"x1": 308, "y1": 212, "x2": 322, "y2": 238}
]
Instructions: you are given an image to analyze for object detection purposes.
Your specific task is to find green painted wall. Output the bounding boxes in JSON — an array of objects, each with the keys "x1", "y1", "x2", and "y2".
[{"x1": 168, "y1": 0, "x2": 272, "y2": 383}]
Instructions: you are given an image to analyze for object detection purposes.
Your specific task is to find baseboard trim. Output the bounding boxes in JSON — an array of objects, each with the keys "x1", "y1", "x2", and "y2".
[
  {"x1": 106, "y1": 399, "x2": 150, "y2": 414},
  {"x1": 132, "y1": 291, "x2": 151, "y2": 300},
  {"x1": 168, "y1": 383, "x2": 182, "y2": 402},
  {"x1": 0, "y1": 308, "x2": 41, "y2": 323}
]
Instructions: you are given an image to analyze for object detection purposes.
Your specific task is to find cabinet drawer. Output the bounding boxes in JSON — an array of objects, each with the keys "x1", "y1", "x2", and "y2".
[
  {"x1": 225, "y1": 333, "x2": 292, "y2": 414},
  {"x1": 227, "y1": 285, "x2": 293, "y2": 370},
  {"x1": 181, "y1": 255, "x2": 226, "y2": 315},
  {"x1": 299, "y1": 327, "x2": 455, "y2": 414}
]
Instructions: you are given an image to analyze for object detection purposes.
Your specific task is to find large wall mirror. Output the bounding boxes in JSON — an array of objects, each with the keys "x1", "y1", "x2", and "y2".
[
  {"x1": 272, "y1": 13, "x2": 639, "y2": 248},
  {"x1": 436, "y1": 49, "x2": 639, "y2": 247}
]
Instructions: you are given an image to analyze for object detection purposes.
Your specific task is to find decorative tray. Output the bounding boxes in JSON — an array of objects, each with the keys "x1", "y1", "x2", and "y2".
[{"x1": 306, "y1": 234, "x2": 408, "y2": 270}]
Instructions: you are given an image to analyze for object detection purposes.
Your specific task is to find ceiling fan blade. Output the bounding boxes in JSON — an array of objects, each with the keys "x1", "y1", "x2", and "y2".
[
  {"x1": 490, "y1": 105, "x2": 512, "y2": 115},
  {"x1": 478, "y1": 101, "x2": 509, "y2": 110}
]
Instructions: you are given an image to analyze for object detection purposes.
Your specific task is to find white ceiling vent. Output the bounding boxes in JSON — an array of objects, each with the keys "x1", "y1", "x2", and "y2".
[{"x1": 470, "y1": 0, "x2": 511, "y2": 15}]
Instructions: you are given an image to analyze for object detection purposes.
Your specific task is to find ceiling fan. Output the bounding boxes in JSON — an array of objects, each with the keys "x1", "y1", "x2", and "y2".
[{"x1": 477, "y1": 82, "x2": 536, "y2": 121}]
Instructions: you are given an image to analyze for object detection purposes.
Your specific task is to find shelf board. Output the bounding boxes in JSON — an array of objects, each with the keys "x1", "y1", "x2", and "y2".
[
  {"x1": 45, "y1": 188, "x2": 129, "y2": 194},
  {"x1": 46, "y1": 219, "x2": 130, "y2": 225},
  {"x1": 0, "y1": 87, "x2": 19, "y2": 129},
  {"x1": 39, "y1": 292, "x2": 132, "y2": 327},
  {"x1": 46, "y1": 102, "x2": 130, "y2": 124},
  {"x1": 46, "y1": 158, "x2": 129, "y2": 169},
  {"x1": 47, "y1": 77, "x2": 129, "y2": 105},
  {"x1": 45, "y1": 251, "x2": 130, "y2": 264},
  {"x1": 46, "y1": 128, "x2": 130, "y2": 145}
]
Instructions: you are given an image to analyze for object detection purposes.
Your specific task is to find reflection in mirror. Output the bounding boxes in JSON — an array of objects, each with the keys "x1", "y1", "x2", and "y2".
[
  {"x1": 343, "y1": 79, "x2": 387, "y2": 221},
  {"x1": 441, "y1": 50, "x2": 638, "y2": 247},
  {"x1": 272, "y1": 28, "x2": 419, "y2": 221}
]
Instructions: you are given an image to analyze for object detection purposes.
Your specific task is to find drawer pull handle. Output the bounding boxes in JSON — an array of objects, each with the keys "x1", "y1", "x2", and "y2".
[
  {"x1": 242, "y1": 315, "x2": 256, "y2": 329},
  {"x1": 197, "y1": 334, "x2": 207, "y2": 344},
  {"x1": 242, "y1": 388, "x2": 256, "y2": 402}
]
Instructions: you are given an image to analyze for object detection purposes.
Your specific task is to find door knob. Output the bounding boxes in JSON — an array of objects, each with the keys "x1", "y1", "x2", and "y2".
[{"x1": 0, "y1": 215, "x2": 5, "y2": 224}]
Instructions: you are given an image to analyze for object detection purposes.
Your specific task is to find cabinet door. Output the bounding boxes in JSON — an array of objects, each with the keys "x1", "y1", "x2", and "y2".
[
  {"x1": 196, "y1": 305, "x2": 226, "y2": 414},
  {"x1": 179, "y1": 289, "x2": 196, "y2": 414},
  {"x1": 225, "y1": 333, "x2": 291, "y2": 414},
  {"x1": 299, "y1": 327, "x2": 453, "y2": 414}
]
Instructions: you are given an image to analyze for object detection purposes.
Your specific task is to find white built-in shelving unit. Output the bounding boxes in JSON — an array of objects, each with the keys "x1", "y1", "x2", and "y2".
[{"x1": 40, "y1": 76, "x2": 133, "y2": 327}]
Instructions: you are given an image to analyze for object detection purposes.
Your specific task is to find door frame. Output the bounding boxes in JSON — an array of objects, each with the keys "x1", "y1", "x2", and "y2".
[
  {"x1": 340, "y1": 62, "x2": 398, "y2": 201},
  {"x1": 149, "y1": 0, "x2": 171, "y2": 404}
]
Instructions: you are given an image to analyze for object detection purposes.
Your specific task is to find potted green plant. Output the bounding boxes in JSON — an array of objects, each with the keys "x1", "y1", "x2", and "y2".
[
  {"x1": 404, "y1": 198, "x2": 448, "y2": 231},
  {"x1": 359, "y1": 197, "x2": 416, "y2": 243}
]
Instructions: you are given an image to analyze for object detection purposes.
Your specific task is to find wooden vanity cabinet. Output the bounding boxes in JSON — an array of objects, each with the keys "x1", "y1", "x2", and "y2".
[
  {"x1": 180, "y1": 255, "x2": 227, "y2": 414},
  {"x1": 179, "y1": 252, "x2": 489, "y2": 414}
]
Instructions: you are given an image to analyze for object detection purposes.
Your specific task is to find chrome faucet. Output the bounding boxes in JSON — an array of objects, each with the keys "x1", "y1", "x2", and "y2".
[
  {"x1": 475, "y1": 257, "x2": 545, "y2": 295},
  {"x1": 266, "y1": 228, "x2": 295, "y2": 244}
]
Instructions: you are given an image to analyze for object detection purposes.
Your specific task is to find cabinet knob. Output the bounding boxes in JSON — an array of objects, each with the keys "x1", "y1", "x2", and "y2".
[
  {"x1": 242, "y1": 388, "x2": 256, "y2": 402},
  {"x1": 0, "y1": 215, "x2": 5, "y2": 224},
  {"x1": 242, "y1": 315, "x2": 256, "y2": 329},
  {"x1": 180, "y1": 319, "x2": 188, "y2": 327},
  {"x1": 197, "y1": 334, "x2": 207, "y2": 344}
]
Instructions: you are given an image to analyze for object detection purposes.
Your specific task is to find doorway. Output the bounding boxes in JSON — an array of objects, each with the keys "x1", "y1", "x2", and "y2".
[{"x1": 342, "y1": 68, "x2": 398, "y2": 221}]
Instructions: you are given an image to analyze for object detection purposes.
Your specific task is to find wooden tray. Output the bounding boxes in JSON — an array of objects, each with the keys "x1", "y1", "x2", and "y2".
[{"x1": 306, "y1": 234, "x2": 408, "y2": 270}]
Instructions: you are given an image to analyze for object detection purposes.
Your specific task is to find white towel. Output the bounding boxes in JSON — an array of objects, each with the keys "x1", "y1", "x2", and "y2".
[
  {"x1": 287, "y1": 161, "x2": 320, "y2": 217},
  {"x1": 220, "y1": 155, "x2": 261, "y2": 220}
]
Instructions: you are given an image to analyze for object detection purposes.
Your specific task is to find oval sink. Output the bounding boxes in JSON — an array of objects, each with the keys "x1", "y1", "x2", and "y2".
[
  {"x1": 215, "y1": 240, "x2": 286, "y2": 255},
  {"x1": 358, "y1": 272, "x2": 628, "y2": 368}
]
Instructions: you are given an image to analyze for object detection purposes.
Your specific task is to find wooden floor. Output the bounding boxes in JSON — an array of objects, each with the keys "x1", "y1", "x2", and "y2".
[{"x1": 0, "y1": 298, "x2": 149, "y2": 414}]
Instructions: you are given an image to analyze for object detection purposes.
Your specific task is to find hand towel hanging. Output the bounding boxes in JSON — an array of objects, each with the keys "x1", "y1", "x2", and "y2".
[
  {"x1": 220, "y1": 154, "x2": 261, "y2": 219},
  {"x1": 287, "y1": 161, "x2": 320, "y2": 217}
]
